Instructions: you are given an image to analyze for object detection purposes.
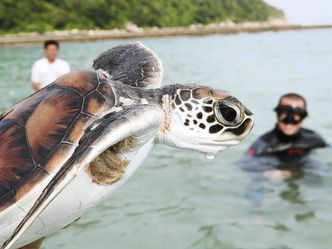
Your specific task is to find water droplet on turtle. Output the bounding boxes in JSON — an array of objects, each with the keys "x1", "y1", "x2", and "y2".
[{"x1": 205, "y1": 153, "x2": 216, "y2": 160}]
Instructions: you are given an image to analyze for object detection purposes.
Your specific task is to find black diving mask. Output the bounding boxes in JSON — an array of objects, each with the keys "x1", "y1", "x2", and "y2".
[{"x1": 274, "y1": 105, "x2": 308, "y2": 125}]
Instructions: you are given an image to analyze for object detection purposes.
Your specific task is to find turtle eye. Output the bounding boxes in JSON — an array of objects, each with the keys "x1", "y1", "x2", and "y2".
[{"x1": 214, "y1": 102, "x2": 242, "y2": 126}]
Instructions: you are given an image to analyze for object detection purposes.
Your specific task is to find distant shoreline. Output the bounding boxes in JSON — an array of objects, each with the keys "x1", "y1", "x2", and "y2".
[{"x1": 1, "y1": 21, "x2": 331, "y2": 47}]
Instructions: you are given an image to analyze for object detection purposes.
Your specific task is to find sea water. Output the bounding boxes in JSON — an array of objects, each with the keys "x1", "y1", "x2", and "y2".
[{"x1": 0, "y1": 28, "x2": 331, "y2": 249}]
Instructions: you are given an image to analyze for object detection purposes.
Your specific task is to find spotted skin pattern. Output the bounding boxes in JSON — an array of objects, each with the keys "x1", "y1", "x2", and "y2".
[{"x1": 169, "y1": 85, "x2": 247, "y2": 135}]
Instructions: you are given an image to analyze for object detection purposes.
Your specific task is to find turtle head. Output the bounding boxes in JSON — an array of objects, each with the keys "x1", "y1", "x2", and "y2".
[{"x1": 157, "y1": 84, "x2": 254, "y2": 157}]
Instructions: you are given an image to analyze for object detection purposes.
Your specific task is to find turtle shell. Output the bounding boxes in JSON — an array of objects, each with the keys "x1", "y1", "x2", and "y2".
[{"x1": 0, "y1": 70, "x2": 115, "y2": 212}]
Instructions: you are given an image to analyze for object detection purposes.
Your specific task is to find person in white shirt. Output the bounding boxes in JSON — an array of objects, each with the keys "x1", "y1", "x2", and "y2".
[{"x1": 31, "y1": 40, "x2": 70, "y2": 91}]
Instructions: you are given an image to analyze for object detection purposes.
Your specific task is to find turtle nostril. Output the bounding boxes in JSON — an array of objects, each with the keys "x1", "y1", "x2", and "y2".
[
  {"x1": 219, "y1": 103, "x2": 237, "y2": 122},
  {"x1": 244, "y1": 106, "x2": 252, "y2": 116}
]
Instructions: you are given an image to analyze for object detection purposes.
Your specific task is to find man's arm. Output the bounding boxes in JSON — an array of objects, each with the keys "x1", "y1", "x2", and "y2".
[
  {"x1": 31, "y1": 61, "x2": 43, "y2": 91},
  {"x1": 247, "y1": 138, "x2": 269, "y2": 157},
  {"x1": 32, "y1": 82, "x2": 42, "y2": 91}
]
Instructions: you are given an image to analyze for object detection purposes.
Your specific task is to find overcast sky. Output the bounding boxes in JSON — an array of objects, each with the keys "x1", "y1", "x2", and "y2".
[{"x1": 266, "y1": 0, "x2": 332, "y2": 25}]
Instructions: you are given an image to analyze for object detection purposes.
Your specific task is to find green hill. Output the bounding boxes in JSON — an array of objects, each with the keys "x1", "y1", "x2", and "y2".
[{"x1": 0, "y1": 0, "x2": 284, "y2": 33}]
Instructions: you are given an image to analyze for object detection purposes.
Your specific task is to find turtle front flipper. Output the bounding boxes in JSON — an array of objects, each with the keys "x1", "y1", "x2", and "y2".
[
  {"x1": 1, "y1": 105, "x2": 163, "y2": 249},
  {"x1": 93, "y1": 42, "x2": 163, "y2": 89}
]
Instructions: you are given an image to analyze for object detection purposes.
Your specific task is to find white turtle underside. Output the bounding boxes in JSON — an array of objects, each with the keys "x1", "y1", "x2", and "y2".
[
  {"x1": 1, "y1": 140, "x2": 154, "y2": 248},
  {"x1": 0, "y1": 106, "x2": 162, "y2": 248}
]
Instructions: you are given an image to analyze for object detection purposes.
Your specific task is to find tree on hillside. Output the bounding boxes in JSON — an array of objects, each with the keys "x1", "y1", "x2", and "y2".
[{"x1": 0, "y1": 0, "x2": 284, "y2": 33}]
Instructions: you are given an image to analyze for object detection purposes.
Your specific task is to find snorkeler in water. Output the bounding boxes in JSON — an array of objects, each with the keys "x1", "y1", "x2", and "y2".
[
  {"x1": 245, "y1": 93, "x2": 328, "y2": 180},
  {"x1": 248, "y1": 93, "x2": 327, "y2": 158}
]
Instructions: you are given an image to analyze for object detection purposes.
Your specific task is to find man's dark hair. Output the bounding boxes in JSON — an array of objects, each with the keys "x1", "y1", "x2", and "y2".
[
  {"x1": 278, "y1": 92, "x2": 307, "y2": 110},
  {"x1": 44, "y1": 40, "x2": 59, "y2": 49}
]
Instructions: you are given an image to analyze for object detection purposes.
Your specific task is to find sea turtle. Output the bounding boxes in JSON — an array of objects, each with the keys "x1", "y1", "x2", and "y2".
[{"x1": 0, "y1": 42, "x2": 254, "y2": 249}]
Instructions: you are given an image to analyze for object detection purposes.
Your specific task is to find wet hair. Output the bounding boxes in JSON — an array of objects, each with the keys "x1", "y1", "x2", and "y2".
[
  {"x1": 277, "y1": 93, "x2": 307, "y2": 110},
  {"x1": 44, "y1": 40, "x2": 59, "y2": 49}
]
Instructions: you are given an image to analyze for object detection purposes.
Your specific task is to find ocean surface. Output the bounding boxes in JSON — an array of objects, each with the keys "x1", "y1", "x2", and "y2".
[{"x1": 0, "y1": 29, "x2": 332, "y2": 249}]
